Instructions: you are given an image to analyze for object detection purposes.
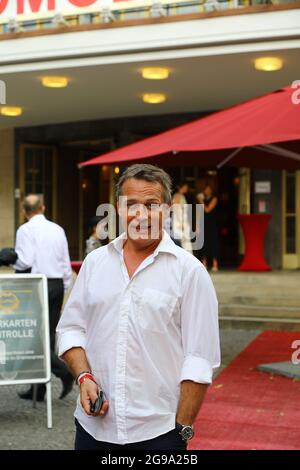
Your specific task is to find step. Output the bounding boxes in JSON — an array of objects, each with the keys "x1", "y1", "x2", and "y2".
[
  {"x1": 215, "y1": 286, "x2": 300, "y2": 294},
  {"x1": 219, "y1": 303, "x2": 300, "y2": 320},
  {"x1": 219, "y1": 318, "x2": 300, "y2": 332},
  {"x1": 216, "y1": 294, "x2": 300, "y2": 308},
  {"x1": 211, "y1": 272, "x2": 300, "y2": 288}
]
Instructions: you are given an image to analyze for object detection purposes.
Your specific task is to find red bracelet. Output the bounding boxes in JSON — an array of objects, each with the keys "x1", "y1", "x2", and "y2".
[{"x1": 78, "y1": 373, "x2": 96, "y2": 386}]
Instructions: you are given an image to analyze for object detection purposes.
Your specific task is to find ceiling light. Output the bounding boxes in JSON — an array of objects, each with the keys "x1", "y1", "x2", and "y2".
[
  {"x1": 41, "y1": 76, "x2": 69, "y2": 88},
  {"x1": 142, "y1": 93, "x2": 166, "y2": 104},
  {"x1": 141, "y1": 68, "x2": 169, "y2": 80},
  {"x1": 0, "y1": 106, "x2": 23, "y2": 117},
  {"x1": 254, "y1": 57, "x2": 283, "y2": 72}
]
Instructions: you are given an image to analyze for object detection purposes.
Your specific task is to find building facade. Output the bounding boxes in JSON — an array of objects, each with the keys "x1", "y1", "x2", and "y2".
[{"x1": 0, "y1": 0, "x2": 300, "y2": 267}]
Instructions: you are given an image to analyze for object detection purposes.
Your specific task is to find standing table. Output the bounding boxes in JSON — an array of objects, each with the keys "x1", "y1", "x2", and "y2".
[
  {"x1": 71, "y1": 261, "x2": 82, "y2": 275},
  {"x1": 237, "y1": 214, "x2": 272, "y2": 271}
]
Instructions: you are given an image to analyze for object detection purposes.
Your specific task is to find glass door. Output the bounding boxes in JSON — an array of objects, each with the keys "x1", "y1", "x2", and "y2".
[
  {"x1": 282, "y1": 170, "x2": 300, "y2": 269},
  {"x1": 19, "y1": 144, "x2": 57, "y2": 226}
]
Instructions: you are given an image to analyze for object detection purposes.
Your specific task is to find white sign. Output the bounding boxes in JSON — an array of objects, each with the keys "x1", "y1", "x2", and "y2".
[
  {"x1": 0, "y1": 274, "x2": 52, "y2": 428},
  {"x1": 0, "y1": 274, "x2": 50, "y2": 385},
  {"x1": 255, "y1": 181, "x2": 271, "y2": 194}
]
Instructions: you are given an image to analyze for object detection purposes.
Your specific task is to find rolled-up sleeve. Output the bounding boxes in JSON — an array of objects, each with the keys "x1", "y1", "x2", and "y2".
[
  {"x1": 180, "y1": 263, "x2": 220, "y2": 384},
  {"x1": 14, "y1": 226, "x2": 35, "y2": 271},
  {"x1": 56, "y1": 258, "x2": 89, "y2": 358}
]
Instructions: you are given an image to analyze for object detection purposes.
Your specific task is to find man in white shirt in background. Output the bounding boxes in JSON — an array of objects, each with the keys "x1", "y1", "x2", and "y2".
[
  {"x1": 15, "y1": 194, "x2": 74, "y2": 401},
  {"x1": 57, "y1": 164, "x2": 220, "y2": 450}
]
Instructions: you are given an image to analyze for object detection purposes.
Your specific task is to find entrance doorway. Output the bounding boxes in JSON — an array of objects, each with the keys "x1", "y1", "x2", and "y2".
[
  {"x1": 168, "y1": 166, "x2": 239, "y2": 268},
  {"x1": 19, "y1": 144, "x2": 57, "y2": 226},
  {"x1": 79, "y1": 147, "x2": 113, "y2": 259},
  {"x1": 282, "y1": 170, "x2": 300, "y2": 269}
]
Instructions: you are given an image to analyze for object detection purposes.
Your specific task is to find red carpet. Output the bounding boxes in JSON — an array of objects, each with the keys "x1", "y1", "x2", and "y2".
[{"x1": 190, "y1": 331, "x2": 300, "y2": 450}]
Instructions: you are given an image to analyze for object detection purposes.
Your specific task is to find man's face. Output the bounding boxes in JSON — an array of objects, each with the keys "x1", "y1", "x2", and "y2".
[{"x1": 117, "y1": 178, "x2": 168, "y2": 248}]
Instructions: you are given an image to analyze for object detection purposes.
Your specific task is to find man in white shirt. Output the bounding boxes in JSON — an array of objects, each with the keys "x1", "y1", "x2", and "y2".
[
  {"x1": 15, "y1": 194, "x2": 74, "y2": 401},
  {"x1": 57, "y1": 164, "x2": 220, "y2": 450}
]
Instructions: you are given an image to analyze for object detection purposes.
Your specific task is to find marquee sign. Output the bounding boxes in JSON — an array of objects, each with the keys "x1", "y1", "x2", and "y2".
[{"x1": 0, "y1": 0, "x2": 159, "y2": 20}]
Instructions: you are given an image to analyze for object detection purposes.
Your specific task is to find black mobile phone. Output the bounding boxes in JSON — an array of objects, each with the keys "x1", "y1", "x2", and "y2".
[{"x1": 90, "y1": 390, "x2": 104, "y2": 414}]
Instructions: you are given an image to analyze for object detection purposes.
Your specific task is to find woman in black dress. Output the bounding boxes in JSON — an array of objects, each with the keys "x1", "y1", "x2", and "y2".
[{"x1": 197, "y1": 184, "x2": 219, "y2": 271}]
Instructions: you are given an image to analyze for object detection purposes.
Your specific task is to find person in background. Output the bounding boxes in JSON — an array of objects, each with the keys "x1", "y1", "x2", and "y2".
[
  {"x1": 197, "y1": 184, "x2": 219, "y2": 272},
  {"x1": 15, "y1": 194, "x2": 74, "y2": 401},
  {"x1": 85, "y1": 216, "x2": 103, "y2": 256},
  {"x1": 172, "y1": 181, "x2": 193, "y2": 253}
]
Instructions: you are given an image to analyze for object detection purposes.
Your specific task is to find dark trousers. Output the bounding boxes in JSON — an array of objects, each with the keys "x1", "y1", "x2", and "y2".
[
  {"x1": 37, "y1": 279, "x2": 72, "y2": 395},
  {"x1": 74, "y1": 419, "x2": 187, "y2": 451},
  {"x1": 48, "y1": 279, "x2": 72, "y2": 380}
]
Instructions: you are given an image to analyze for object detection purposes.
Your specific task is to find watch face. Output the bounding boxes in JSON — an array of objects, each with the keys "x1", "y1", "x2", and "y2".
[{"x1": 181, "y1": 426, "x2": 194, "y2": 440}]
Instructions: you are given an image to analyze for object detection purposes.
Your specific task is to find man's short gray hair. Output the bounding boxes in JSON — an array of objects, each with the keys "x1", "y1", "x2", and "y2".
[
  {"x1": 23, "y1": 194, "x2": 44, "y2": 216},
  {"x1": 116, "y1": 164, "x2": 172, "y2": 204}
]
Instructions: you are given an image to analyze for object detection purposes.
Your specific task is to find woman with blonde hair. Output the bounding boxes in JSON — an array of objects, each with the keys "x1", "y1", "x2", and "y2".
[
  {"x1": 197, "y1": 183, "x2": 219, "y2": 271},
  {"x1": 172, "y1": 181, "x2": 193, "y2": 253}
]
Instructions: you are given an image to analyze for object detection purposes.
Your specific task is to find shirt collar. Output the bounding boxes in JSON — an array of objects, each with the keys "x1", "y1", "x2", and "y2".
[
  {"x1": 109, "y1": 230, "x2": 178, "y2": 258},
  {"x1": 28, "y1": 214, "x2": 46, "y2": 223}
]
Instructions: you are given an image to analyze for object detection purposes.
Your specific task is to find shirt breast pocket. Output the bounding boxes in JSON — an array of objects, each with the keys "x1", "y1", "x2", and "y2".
[{"x1": 138, "y1": 287, "x2": 177, "y2": 334}]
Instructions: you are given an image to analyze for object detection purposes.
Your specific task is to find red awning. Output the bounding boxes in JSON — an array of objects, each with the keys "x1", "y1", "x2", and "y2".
[{"x1": 79, "y1": 85, "x2": 300, "y2": 169}]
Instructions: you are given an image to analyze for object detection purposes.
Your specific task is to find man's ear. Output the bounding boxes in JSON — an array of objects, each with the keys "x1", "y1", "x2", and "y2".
[
  {"x1": 162, "y1": 203, "x2": 171, "y2": 218},
  {"x1": 41, "y1": 205, "x2": 46, "y2": 214}
]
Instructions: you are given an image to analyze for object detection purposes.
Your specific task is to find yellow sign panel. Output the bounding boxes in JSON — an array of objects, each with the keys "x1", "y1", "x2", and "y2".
[{"x1": 0, "y1": 291, "x2": 20, "y2": 314}]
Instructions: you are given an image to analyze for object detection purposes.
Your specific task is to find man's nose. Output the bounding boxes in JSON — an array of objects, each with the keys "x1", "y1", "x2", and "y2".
[{"x1": 133, "y1": 205, "x2": 149, "y2": 221}]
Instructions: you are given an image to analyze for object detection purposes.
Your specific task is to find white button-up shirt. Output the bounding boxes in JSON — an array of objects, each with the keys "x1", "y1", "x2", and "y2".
[
  {"x1": 57, "y1": 231, "x2": 220, "y2": 445},
  {"x1": 14, "y1": 214, "x2": 72, "y2": 290}
]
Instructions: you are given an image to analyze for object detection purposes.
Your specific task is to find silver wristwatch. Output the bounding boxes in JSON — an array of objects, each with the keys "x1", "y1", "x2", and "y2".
[{"x1": 175, "y1": 422, "x2": 194, "y2": 441}]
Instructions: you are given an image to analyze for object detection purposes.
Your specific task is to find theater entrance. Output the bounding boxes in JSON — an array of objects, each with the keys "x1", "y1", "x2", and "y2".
[{"x1": 168, "y1": 166, "x2": 240, "y2": 268}]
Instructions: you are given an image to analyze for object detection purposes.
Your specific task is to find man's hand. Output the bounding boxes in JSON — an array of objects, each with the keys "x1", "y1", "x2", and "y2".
[
  {"x1": 80, "y1": 378, "x2": 109, "y2": 417},
  {"x1": 61, "y1": 347, "x2": 110, "y2": 417}
]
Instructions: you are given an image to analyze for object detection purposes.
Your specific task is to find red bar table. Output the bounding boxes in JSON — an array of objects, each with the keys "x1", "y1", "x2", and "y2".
[
  {"x1": 237, "y1": 214, "x2": 272, "y2": 271},
  {"x1": 71, "y1": 261, "x2": 82, "y2": 275}
]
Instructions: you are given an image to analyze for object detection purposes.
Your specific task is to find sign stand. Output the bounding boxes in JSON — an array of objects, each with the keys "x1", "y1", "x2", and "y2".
[
  {"x1": 46, "y1": 382, "x2": 53, "y2": 429},
  {"x1": 0, "y1": 274, "x2": 52, "y2": 429}
]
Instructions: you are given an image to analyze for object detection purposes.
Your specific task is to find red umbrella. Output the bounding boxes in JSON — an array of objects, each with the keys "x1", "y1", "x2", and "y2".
[{"x1": 79, "y1": 85, "x2": 300, "y2": 169}]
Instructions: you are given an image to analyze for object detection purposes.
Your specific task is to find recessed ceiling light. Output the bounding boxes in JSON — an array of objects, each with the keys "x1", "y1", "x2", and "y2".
[
  {"x1": 0, "y1": 106, "x2": 23, "y2": 116},
  {"x1": 41, "y1": 76, "x2": 69, "y2": 88},
  {"x1": 254, "y1": 57, "x2": 283, "y2": 72},
  {"x1": 142, "y1": 93, "x2": 167, "y2": 104},
  {"x1": 141, "y1": 68, "x2": 169, "y2": 80}
]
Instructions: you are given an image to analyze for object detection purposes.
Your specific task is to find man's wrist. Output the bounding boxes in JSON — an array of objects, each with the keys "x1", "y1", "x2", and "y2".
[
  {"x1": 176, "y1": 415, "x2": 194, "y2": 426},
  {"x1": 76, "y1": 371, "x2": 96, "y2": 386}
]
